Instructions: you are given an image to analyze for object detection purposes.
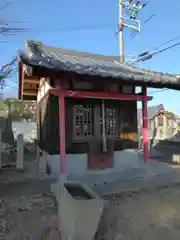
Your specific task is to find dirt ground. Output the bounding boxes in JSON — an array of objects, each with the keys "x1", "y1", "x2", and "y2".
[
  {"x1": 1, "y1": 185, "x2": 180, "y2": 239},
  {"x1": 96, "y1": 185, "x2": 180, "y2": 240},
  {"x1": 0, "y1": 194, "x2": 59, "y2": 240}
]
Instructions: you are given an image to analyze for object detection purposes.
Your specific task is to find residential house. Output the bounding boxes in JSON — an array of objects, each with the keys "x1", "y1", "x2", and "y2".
[{"x1": 138, "y1": 104, "x2": 179, "y2": 142}]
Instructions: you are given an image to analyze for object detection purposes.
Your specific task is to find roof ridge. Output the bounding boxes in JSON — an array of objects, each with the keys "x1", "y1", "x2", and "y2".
[
  {"x1": 30, "y1": 40, "x2": 119, "y2": 60},
  {"x1": 28, "y1": 40, "x2": 180, "y2": 78}
]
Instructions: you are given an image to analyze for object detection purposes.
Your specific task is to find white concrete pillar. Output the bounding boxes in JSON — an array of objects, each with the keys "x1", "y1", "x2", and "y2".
[
  {"x1": 39, "y1": 151, "x2": 47, "y2": 172},
  {"x1": 16, "y1": 134, "x2": 24, "y2": 171}
]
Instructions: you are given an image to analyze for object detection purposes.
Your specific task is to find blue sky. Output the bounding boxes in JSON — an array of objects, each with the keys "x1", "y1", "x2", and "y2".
[{"x1": 2, "y1": 0, "x2": 180, "y2": 114}]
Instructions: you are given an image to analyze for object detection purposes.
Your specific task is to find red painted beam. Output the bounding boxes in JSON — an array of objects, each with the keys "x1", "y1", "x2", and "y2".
[
  {"x1": 142, "y1": 86, "x2": 149, "y2": 162},
  {"x1": 59, "y1": 95, "x2": 66, "y2": 177},
  {"x1": 50, "y1": 89, "x2": 153, "y2": 101}
]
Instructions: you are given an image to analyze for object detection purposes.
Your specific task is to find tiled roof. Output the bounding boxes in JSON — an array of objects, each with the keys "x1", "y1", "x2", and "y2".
[{"x1": 18, "y1": 40, "x2": 180, "y2": 90}]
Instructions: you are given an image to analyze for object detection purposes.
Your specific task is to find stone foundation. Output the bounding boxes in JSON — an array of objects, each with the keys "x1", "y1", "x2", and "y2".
[{"x1": 39, "y1": 149, "x2": 141, "y2": 178}]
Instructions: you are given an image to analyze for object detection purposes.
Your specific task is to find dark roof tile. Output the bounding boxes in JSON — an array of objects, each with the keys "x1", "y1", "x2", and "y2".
[{"x1": 18, "y1": 40, "x2": 180, "y2": 90}]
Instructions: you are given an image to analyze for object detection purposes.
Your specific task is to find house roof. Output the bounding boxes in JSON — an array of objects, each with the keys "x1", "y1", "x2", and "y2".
[
  {"x1": 137, "y1": 104, "x2": 164, "y2": 124},
  {"x1": 164, "y1": 110, "x2": 176, "y2": 120},
  {"x1": 18, "y1": 40, "x2": 180, "y2": 90},
  {"x1": 137, "y1": 105, "x2": 179, "y2": 125}
]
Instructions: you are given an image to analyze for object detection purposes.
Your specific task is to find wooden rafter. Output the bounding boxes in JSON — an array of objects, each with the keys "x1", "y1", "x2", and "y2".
[{"x1": 23, "y1": 91, "x2": 37, "y2": 96}]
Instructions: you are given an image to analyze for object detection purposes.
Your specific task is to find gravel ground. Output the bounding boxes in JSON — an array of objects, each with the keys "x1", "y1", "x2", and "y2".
[
  {"x1": 1, "y1": 185, "x2": 180, "y2": 239},
  {"x1": 0, "y1": 194, "x2": 59, "y2": 240},
  {"x1": 96, "y1": 185, "x2": 180, "y2": 240}
]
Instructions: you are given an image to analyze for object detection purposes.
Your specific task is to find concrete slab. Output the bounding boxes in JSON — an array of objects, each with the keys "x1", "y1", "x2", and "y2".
[
  {"x1": 64, "y1": 158, "x2": 180, "y2": 196},
  {"x1": 94, "y1": 170, "x2": 180, "y2": 196},
  {"x1": 68, "y1": 158, "x2": 174, "y2": 183},
  {"x1": 1, "y1": 156, "x2": 180, "y2": 200}
]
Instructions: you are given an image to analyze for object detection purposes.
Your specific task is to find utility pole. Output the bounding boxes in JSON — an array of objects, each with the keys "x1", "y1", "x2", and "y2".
[
  {"x1": 119, "y1": 0, "x2": 124, "y2": 63},
  {"x1": 118, "y1": 0, "x2": 147, "y2": 63}
]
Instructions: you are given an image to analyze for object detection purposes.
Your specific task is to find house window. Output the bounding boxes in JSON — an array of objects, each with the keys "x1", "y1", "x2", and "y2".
[
  {"x1": 100, "y1": 100, "x2": 120, "y2": 138},
  {"x1": 73, "y1": 102, "x2": 94, "y2": 139},
  {"x1": 157, "y1": 115, "x2": 163, "y2": 126},
  {"x1": 167, "y1": 119, "x2": 170, "y2": 127},
  {"x1": 104, "y1": 107, "x2": 119, "y2": 136},
  {"x1": 72, "y1": 100, "x2": 136, "y2": 141},
  {"x1": 73, "y1": 100, "x2": 120, "y2": 140}
]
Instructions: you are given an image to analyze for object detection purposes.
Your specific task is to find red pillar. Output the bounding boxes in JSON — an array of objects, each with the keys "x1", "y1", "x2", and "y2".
[
  {"x1": 142, "y1": 86, "x2": 148, "y2": 162},
  {"x1": 59, "y1": 94, "x2": 66, "y2": 177}
]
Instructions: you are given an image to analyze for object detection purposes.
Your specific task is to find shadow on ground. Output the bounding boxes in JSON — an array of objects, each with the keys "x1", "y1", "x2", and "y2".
[
  {"x1": 142, "y1": 133, "x2": 180, "y2": 165},
  {"x1": 95, "y1": 185, "x2": 180, "y2": 240}
]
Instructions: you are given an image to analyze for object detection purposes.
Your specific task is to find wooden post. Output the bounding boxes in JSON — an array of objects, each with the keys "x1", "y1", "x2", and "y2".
[
  {"x1": 16, "y1": 134, "x2": 24, "y2": 171},
  {"x1": 59, "y1": 94, "x2": 67, "y2": 180},
  {"x1": 35, "y1": 141, "x2": 40, "y2": 163},
  {"x1": 142, "y1": 86, "x2": 148, "y2": 162}
]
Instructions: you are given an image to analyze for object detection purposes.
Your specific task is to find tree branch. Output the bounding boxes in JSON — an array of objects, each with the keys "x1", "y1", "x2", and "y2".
[{"x1": 0, "y1": 0, "x2": 28, "y2": 92}]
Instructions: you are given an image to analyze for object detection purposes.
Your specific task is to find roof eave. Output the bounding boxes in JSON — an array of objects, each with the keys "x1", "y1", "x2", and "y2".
[{"x1": 17, "y1": 40, "x2": 180, "y2": 91}]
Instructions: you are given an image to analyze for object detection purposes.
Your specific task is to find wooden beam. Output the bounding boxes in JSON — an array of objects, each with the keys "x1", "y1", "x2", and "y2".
[
  {"x1": 24, "y1": 75, "x2": 39, "y2": 80},
  {"x1": 22, "y1": 95, "x2": 37, "y2": 101},
  {"x1": 24, "y1": 82, "x2": 39, "y2": 90},
  {"x1": 23, "y1": 91, "x2": 37, "y2": 96},
  {"x1": 23, "y1": 89, "x2": 38, "y2": 92},
  {"x1": 24, "y1": 78, "x2": 40, "y2": 84},
  {"x1": 50, "y1": 89, "x2": 153, "y2": 101}
]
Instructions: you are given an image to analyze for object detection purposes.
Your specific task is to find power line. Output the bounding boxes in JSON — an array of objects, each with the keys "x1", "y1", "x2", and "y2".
[
  {"x1": 0, "y1": 21, "x2": 117, "y2": 36},
  {"x1": 153, "y1": 35, "x2": 180, "y2": 51},
  {"x1": 152, "y1": 42, "x2": 180, "y2": 57},
  {"x1": 135, "y1": 41, "x2": 180, "y2": 62},
  {"x1": 141, "y1": 34, "x2": 180, "y2": 55},
  {"x1": 148, "y1": 88, "x2": 180, "y2": 94},
  {"x1": 144, "y1": 13, "x2": 156, "y2": 24},
  {"x1": 148, "y1": 89, "x2": 169, "y2": 94},
  {"x1": 127, "y1": 33, "x2": 180, "y2": 63},
  {"x1": 27, "y1": 24, "x2": 115, "y2": 33},
  {"x1": 131, "y1": 33, "x2": 180, "y2": 62}
]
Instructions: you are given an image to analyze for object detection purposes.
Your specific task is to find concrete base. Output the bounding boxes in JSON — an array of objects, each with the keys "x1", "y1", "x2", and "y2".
[
  {"x1": 45, "y1": 149, "x2": 140, "y2": 177},
  {"x1": 38, "y1": 149, "x2": 175, "y2": 195},
  {"x1": 114, "y1": 149, "x2": 140, "y2": 169},
  {"x1": 47, "y1": 153, "x2": 88, "y2": 177},
  {"x1": 52, "y1": 181, "x2": 104, "y2": 240}
]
